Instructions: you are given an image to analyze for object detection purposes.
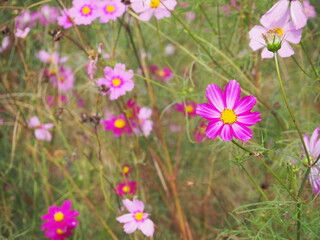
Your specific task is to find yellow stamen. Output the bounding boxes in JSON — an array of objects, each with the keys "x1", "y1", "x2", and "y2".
[
  {"x1": 185, "y1": 105, "x2": 194, "y2": 113},
  {"x1": 122, "y1": 166, "x2": 130, "y2": 174},
  {"x1": 54, "y1": 212, "x2": 64, "y2": 222},
  {"x1": 59, "y1": 76, "x2": 65, "y2": 83},
  {"x1": 114, "y1": 119, "x2": 126, "y2": 129},
  {"x1": 106, "y1": 5, "x2": 115, "y2": 13},
  {"x1": 81, "y1": 6, "x2": 91, "y2": 15},
  {"x1": 56, "y1": 228, "x2": 65, "y2": 235},
  {"x1": 220, "y1": 109, "x2": 237, "y2": 124},
  {"x1": 156, "y1": 69, "x2": 165, "y2": 77},
  {"x1": 134, "y1": 212, "x2": 143, "y2": 221},
  {"x1": 122, "y1": 185, "x2": 130, "y2": 193},
  {"x1": 150, "y1": 0, "x2": 160, "y2": 8},
  {"x1": 112, "y1": 78, "x2": 122, "y2": 87}
]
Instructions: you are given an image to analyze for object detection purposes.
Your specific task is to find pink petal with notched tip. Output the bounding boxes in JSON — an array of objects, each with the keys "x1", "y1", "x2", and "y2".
[
  {"x1": 206, "y1": 84, "x2": 225, "y2": 112},
  {"x1": 196, "y1": 103, "x2": 221, "y2": 120},
  {"x1": 224, "y1": 80, "x2": 241, "y2": 109},
  {"x1": 139, "y1": 218, "x2": 155, "y2": 237},
  {"x1": 232, "y1": 123, "x2": 253, "y2": 141},
  {"x1": 220, "y1": 124, "x2": 233, "y2": 141},
  {"x1": 124, "y1": 221, "x2": 139, "y2": 234}
]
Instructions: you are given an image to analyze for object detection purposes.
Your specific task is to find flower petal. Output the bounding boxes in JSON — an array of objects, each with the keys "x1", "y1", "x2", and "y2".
[
  {"x1": 205, "y1": 121, "x2": 223, "y2": 139},
  {"x1": 123, "y1": 221, "x2": 138, "y2": 234},
  {"x1": 220, "y1": 124, "x2": 233, "y2": 141},
  {"x1": 309, "y1": 127, "x2": 320, "y2": 154},
  {"x1": 237, "y1": 112, "x2": 261, "y2": 126},
  {"x1": 234, "y1": 95, "x2": 257, "y2": 115},
  {"x1": 260, "y1": 0, "x2": 290, "y2": 29},
  {"x1": 132, "y1": 199, "x2": 144, "y2": 212},
  {"x1": 224, "y1": 80, "x2": 241, "y2": 109},
  {"x1": 290, "y1": 1, "x2": 307, "y2": 29},
  {"x1": 232, "y1": 123, "x2": 253, "y2": 141},
  {"x1": 196, "y1": 103, "x2": 221, "y2": 120},
  {"x1": 122, "y1": 199, "x2": 135, "y2": 213},
  {"x1": 309, "y1": 167, "x2": 320, "y2": 195},
  {"x1": 278, "y1": 41, "x2": 294, "y2": 58},
  {"x1": 206, "y1": 84, "x2": 225, "y2": 112},
  {"x1": 261, "y1": 47, "x2": 274, "y2": 59},
  {"x1": 139, "y1": 219, "x2": 155, "y2": 237},
  {"x1": 117, "y1": 213, "x2": 134, "y2": 223}
]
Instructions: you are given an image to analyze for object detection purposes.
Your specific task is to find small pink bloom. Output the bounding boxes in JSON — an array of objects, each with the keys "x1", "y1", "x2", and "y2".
[
  {"x1": 0, "y1": 36, "x2": 11, "y2": 54},
  {"x1": 36, "y1": 50, "x2": 68, "y2": 64},
  {"x1": 303, "y1": 127, "x2": 320, "y2": 195},
  {"x1": 69, "y1": 0, "x2": 98, "y2": 25},
  {"x1": 28, "y1": 116, "x2": 54, "y2": 142},
  {"x1": 50, "y1": 67, "x2": 75, "y2": 92},
  {"x1": 175, "y1": 102, "x2": 197, "y2": 117},
  {"x1": 102, "y1": 114, "x2": 132, "y2": 137},
  {"x1": 150, "y1": 65, "x2": 173, "y2": 81},
  {"x1": 121, "y1": 164, "x2": 132, "y2": 176},
  {"x1": 249, "y1": 19, "x2": 302, "y2": 58},
  {"x1": 134, "y1": 107, "x2": 153, "y2": 137},
  {"x1": 41, "y1": 200, "x2": 79, "y2": 240},
  {"x1": 96, "y1": 63, "x2": 134, "y2": 100},
  {"x1": 46, "y1": 95, "x2": 68, "y2": 108},
  {"x1": 131, "y1": 0, "x2": 177, "y2": 22},
  {"x1": 38, "y1": 5, "x2": 60, "y2": 26},
  {"x1": 117, "y1": 199, "x2": 154, "y2": 237},
  {"x1": 15, "y1": 10, "x2": 38, "y2": 29},
  {"x1": 97, "y1": 0, "x2": 126, "y2": 23},
  {"x1": 260, "y1": 0, "x2": 307, "y2": 30},
  {"x1": 303, "y1": 1, "x2": 316, "y2": 19},
  {"x1": 193, "y1": 120, "x2": 208, "y2": 143},
  {"x1": 57, "y1": 10, "x2": 74, "y2": 29},
  {"x1": 196, "y1": 80, "x2": 261, "y2": 141},
  {"x1": 15, "y1": 27, "x2": 31, "y2": 38},
  {"x1": 116, "y1": 180, "x2": 137, "y2": 196}
]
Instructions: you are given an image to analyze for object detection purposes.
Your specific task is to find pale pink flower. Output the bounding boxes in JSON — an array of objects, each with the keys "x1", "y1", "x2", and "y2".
[
  {"x1": 96, "y1": 63, "x2": 134, "y2": 100},
  {"x1": 260, "y1": 0, "x2": 307, "y2": 30},
  {"x1": 15, "y1": 10, "x2": 38, "y2": 29},
  {"x1": 249, "y1": 19, "x2": 302, "y2": 58},
  {"x1": 36, "y1": 50, "x2": 68, "y2": 64},
  {"x1": 0, "y1": 36, "x2": 11, "y2": 54},
  {"x1": 303, "y1": 1, "x2": 316, "y2": 19},
  {"x1": 15, "y1": 27, "x2": 31, "y2": 39},
  {"x1": 97, "y1": 0, "x2": 126, "y2": 23},
  {"x1": 134, "y1": 107, "x2": 153, "y2": 137},
  {"x1": 38, "y1": 5, "x2": 60, "y2": 26},
  {"x1": 185, "y1": 12, "x2": 196, "y2": 21},
  {"x1": 57, "y1": 10, "x2": 74, "y2": 29},
  {"x1": 131, "y1": 0, "x2": 177, "y2": 21},
  {"x1": 69, "y1": 0, "x2": 98, "y2": 25},
  {"x1": 50, "y1": 67, "x2": 75, "y2": 92},
  {"x1": 28, "y1": 116, "x2": 54, "y2": 142},
  {"x1": 117, "y1": 199, "x2": 154, "y2": 237}
]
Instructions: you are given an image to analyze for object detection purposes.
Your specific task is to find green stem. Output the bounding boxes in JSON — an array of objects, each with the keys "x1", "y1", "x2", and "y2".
[{"x1": 300, "y1": 42, "x2": 319, "y2": 78}]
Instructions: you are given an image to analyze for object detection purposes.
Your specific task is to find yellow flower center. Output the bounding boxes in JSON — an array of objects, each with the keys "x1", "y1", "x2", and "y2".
[
  {"x1": 81, "y1": 6, "x2": 92, "y2": 15},
  {"x1": 106, "y1": 5, "x2": 115, "y2": 13},
  {"x1": 268, "y1": 27, "x2": 283, "y2": 38},
  {"x1": 156, "y1": 69, "x2": 165, "y2": 77},
  {"x1": 134, "y1": 212, "x2": 143, "y2": 221},
  {"x1": 54, "y1": 212, "x2": 65, "y2": 222},
  {"x1": 220, "y1": 109, "x2": 237, "y2": 124},
  {"x1": 185, "y1": 105, "x2": 194, "y2": 113},
  {"x1": 114, "y1": 119, "x2": 126, "y2": 129},
  {"x1": 150, "y1": 0, "x2": 161, "y2": 8},
  {"x1": 112, "y1": 78, "x2": 122, "y2": 87},
  {"x1": 59, "y1": 76, "x2": 65, "y2": 83},
  {"x1": 122, "y1": 166, "x2": 130, "y2": 174},
  {"x1": 56, "y1": 228, "x2": 65, "y2": 235},
  {"x1": 122, "y1": 185, "x2": 130, "y2": 193}
]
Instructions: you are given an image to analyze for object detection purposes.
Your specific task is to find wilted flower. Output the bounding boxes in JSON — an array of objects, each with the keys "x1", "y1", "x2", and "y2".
[
  {"x1": 96, "y1": 63, "x2": 134, "y2": 100},
  {"x1": 303, "y1": 127, "x2": 320, "y2": 195},
  {"x1": 260, "y1": 0, "x2": 307, "y2": 30},
  {"x1": 116, "y1": 180, "x2": 137, "y2": 196},
  {"x1": 175, "y1": 102, "x2": 197, "y2": 117},
  {"x1": 69, "y1": 0, "x2": 98, "y2": 25},
  {"x1": 97, "y1": 0, "x2": 126, "y2": 23},
  {"x1": 150, "y1": 65, "x2": 173, "y2": 81},
  {"x1": 41, "y1": 200, "x2": 79, "y2": 240},
  {"x1": 196, "y1": 80, "x2": 261, "y2": 141},
  {"x1": 249, "y1": 19, "x2": 301, "y2": 58},
  {"x1": 102, "y1": 114, "x2": 132, "y2": 137},
  {"x1": 28, "y1": 116, "x2": 54, "y2": 142},
  {"x1": 193, "y1": 120, "x2": 208, "y2": 143},
  {"x1": 131, "y1": 0, "x2": 177, "y2": 21},
  {"x1": 117, "y1": 199, "x2": 154, "y2": 237}
]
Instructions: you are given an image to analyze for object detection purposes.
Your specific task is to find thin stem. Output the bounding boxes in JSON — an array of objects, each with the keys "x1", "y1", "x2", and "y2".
[{"x1": 300, "y1": 42, "x2": 319, "y2": 78}]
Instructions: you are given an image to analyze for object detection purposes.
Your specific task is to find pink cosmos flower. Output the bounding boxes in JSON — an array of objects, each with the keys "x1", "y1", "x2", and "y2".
[
  {"x1": 15, "y1": 10, "x2": 38, "y2": 29},
  {"x1": 117, "y1": 199, "x2": 154, "y2": 237},
  {"x1": 193, "y1": 120, "x2": 208, "y2": 143},
  {"x1": 175, "y1": 102, "x2": 197, "y2": 117},
  {"x1": 150, "y1": 65, "x2": 173, "y2": 81},
  {"x1": 249, "y1": 19, "x2": 302, "y2": 58},
  {"x1": 50, "y1": 67, "x2": 75, "y2": 92},
  {"x1": 38, "y1": 5, "x2": 60, "y2": 26},
  {"x1": 96, "y1": 63, "x2": 134, "y2": 100},
  {"x1": 260, "y1": 0, "x2": 307, "y2": 30},
  {"x1": 303, "y1": 1, "x2": 316, "y2": 19},
  {"x1": 57, "y1": 10, "x2": 74, "y2": 29},
  {"x1": 69, "y1": 0, "x2": 98, "y2": 25},
  {"x1": 15, "y1": 27, "x2": 31, "y2": 39},
  {"x1": 116, "y1": 180, "x2": 137, "y2": 196},
  {"x1": 196, "y1": 80, "x2": 261, "y2": 141},
  {"x1": 134, "y1": 107, "x2": 153, "y2": 137},
  {"x1": 28, "y1": 116, "x2": 54, "y2": 142},
  {"x1": 102, "y1": 114, "x2": 132, "y2": 137},
  {"x1": 41, "y1": 200, "x2": 79, "y2": 240},
  {"x1": 303, "y1": 127, "x2": 320, "y2": 195},
  {"x1": 121, "y1": 164, "x2": 132, "y2": 176},
  {"x1": 97, "y1": 0, "x2": 126, "y2": 23},
  {"x1": 46, "y1": 95, "x2": 68, "y2": 108},
  {"x1": 131, "y1": 0, "x2": 177, "y2": 21},
  {"x1": 36, "y1": 50, "x2": 68, "y2": 64},
  {"x1": 0, "y1": 36, "x2": 11, "y2": 54}
]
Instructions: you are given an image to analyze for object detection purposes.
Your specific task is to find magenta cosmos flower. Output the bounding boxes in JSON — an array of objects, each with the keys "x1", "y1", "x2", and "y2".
[
  {"x1": 102, "y1": 114, "x2": 132, "y2": 137},
  {"x1": 303, "y1": 127, "x2": 320, "y2": 195},
  {"x1": 41, "y1": 200, "x2": 79, "y2": 240},
  {"x1": 131, "y1": 0, "x2": 177, "y2": 21},
  {"x1": 69, "y1": 0, "x2": 98, "y2": 25},
  {"x1": 96, "y1": 63, "x2": 134, "y2": 101},
  {"x1": 196, "y1": 80, "x2": 261, "y2": 141},
  {"x1": 303, "y1": 1, "x2": 316, "y2": 19},
  {"x1": 193, "y1": 120, "x2": 208, "y2": 143},
  {"x1": 175, "y1": 102, "x2": 197, "y2": 117},
  {"x1": 121, "y1": 164, "x2": 132, "y2": 176},
  {"x1": 117, "y1": 199, "x2": 154, "y2": 237},
  {"x1": 116, "y1": 180, "x2": 137, "y2": 196},
  {"x1": 97, "y1": 0, "x2": 126, "y2": 23},
  {"x1": 249, "y1": 19, "x2": 302, "y2": 58},
  {"x1": 28, "y1": 116, "x2": 54, "y2": 142},
  {"x1": 260, "y1": 0, "x2": 307, "y2": 30}
]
